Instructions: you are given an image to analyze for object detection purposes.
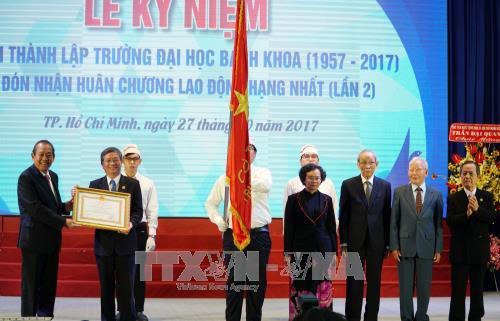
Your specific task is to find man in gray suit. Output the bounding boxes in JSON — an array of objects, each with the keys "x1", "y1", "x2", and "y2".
[{"x1": 390, "y1": 157, "x2": 443, "y2": 321}]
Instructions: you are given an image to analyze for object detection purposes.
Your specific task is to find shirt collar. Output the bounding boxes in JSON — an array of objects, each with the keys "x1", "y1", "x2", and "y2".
[
  {"x1": 107, "y1": 175, "x2": 121, "y2": 186},
  {"x1": 361, "y1": 175, "x2": 374, "y2": 185},
  {"x1": 411, "y1": 182, "x2": 426, "y2": 193},
  {"x1": 464, "y1": 187, "x2": 476, "y2": 197}
]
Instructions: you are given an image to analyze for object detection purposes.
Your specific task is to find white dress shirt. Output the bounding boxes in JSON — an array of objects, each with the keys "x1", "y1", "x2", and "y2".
[
  {"x1": 107, "y1": 175, "x2": 121, "y2": 191},
  {"x1": 205, "y1": 165, "x2": 272, "y2": 231},
  {"x1": 361, "y1": 175, "x2": 374, "y2": 190},
  {"x1": 464, "y1": 187, "x2": 476, "y2": 198},
  {"x1": 123, "y1": 172, "x2": 159, "y2": 236}
]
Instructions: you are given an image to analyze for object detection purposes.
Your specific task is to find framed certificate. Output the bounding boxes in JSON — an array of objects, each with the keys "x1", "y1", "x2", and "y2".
[{"x1": 73, "y1": 186, "x2": 130, "y2": 231}]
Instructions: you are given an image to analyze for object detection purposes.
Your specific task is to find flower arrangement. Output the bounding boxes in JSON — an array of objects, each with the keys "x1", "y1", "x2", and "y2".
[
  {"x1": 489, "y1": 234, "x2": 500, "y2": 291},
  {"x1": 489, "y1": 235, "x2": 500, "y2": 272},
  {"x1": 446, "y1": 143, "x2": 499, "y2": 211}
]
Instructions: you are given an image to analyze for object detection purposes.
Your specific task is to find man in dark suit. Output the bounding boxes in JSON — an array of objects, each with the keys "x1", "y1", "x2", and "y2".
[
  {"x1": 390, "y1": 157, "x2": 443, "y2": 321},
  {"x1": 90, "y1": 147, "x2": 143, "y2": 321},
  {"x1": 17, "y1": 140, "x2": 74, "y2": 317},
  {"x1": 339, "y1": 149, "x2": 391, "y2": 321},
  {"x1": 447, "y1": 160, "x2": 495, "y2": 321}
]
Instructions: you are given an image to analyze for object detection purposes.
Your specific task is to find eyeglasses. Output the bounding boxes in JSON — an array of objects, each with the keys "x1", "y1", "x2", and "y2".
[
  {"x1": 104, "y1": 158, "x2": 121, "y2": 164},
  {"x1": 124, "y1": 157, "x2": 140, "y2": 162},
  {"x1": 359, "y1": 161, "x2": 376, "y2": 166},
  {"x1": 302, "y1": 154, "x2": 318, "y2": 160},
  {"x1": 306, "y1": 176, "x2": 321, "y2": 181}
]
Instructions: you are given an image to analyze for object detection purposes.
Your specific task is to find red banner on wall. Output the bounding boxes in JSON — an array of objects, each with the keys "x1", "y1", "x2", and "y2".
[{"x1": 448, "y1": 123, "x2": 500, "y2": 143}]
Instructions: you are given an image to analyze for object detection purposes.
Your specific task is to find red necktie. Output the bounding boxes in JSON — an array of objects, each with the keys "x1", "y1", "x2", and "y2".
[{"x1": 416, "y1": 187, "x2": 423, "y2": 214}]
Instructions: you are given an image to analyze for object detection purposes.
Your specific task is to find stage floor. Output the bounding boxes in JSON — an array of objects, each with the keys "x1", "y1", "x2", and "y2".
[{"x1": 1, "y1": 294, "x2": 499, "y2": 320}]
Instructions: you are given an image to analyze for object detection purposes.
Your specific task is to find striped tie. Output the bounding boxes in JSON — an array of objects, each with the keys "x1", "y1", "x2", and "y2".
[
  {"x1": 110, "y1": 180, "x2": 117, "y2": 192},
  {"x1": 416, "y1": 187, "x2": 423, "y2": 214},
  {"x1": 364, "y1": 181, "x2": 372, "y2": 202}
]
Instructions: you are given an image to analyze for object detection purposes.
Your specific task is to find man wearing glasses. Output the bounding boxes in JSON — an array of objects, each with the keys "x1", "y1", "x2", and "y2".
[
  {"x1": 283, "y1": 145, "x2": 338, "y2": 224},
  {"x1": 90, "y1": 147, "x2": 143, "y2": 321},
  {"x1": 116, "y1": 144, "x2": 159, "y2": 321},
  {"x1": 338, "y1": 149, "x2": 392, "y2": 321},
  {"x1": 390, "y1": 157, "x2": 443, "y2": 321}
]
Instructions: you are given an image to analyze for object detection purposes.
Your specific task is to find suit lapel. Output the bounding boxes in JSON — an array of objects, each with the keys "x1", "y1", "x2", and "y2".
[
  {"x1": 402, "y1": 184, "x2": 417, "y2": 215},
  {"x1": 118, "y1": 175, "x2": 128, "y2": 192},
  {"x1": 368, "y1": 176, "x2": 380, "y2": 207},
  {"x1": 457, "y1": 190, "x2": 468, "y2": 210},
  {"x1": 355, "y1": 175, "x2": 369, "y2": 207},
  {"x1": 49, "y1": 170, "x2": 61, "y2": 205},
  {"x1": 99, "y1": 176, "x2": 109, "y2": 190},
  {"x1": 475, "y1": 189, "x2": 487, "y2": 207},
  {"x1": 33, "y1": 166, "x2": 58, "y2": 206},
  {"x1": 421, "y1": 187, "x2": 434, "y2": 214}
]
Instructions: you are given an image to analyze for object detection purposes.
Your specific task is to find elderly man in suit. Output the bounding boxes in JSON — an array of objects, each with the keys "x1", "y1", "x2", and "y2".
[
  {"x1": 90, "y1": 147, "x2": 143, "y2": 321},
  {"x1": 339, "y1": 149, "x2": 392, "y2": 321},
  {"x1": 447, "y1": 160, "x2": 495, "y2": 321},
  {"x1": 17, "y1": 140, "x2": 74, "y2": 317},
  {"x1": 390, "y1": 157, "x2": 443, "y2": 321}
]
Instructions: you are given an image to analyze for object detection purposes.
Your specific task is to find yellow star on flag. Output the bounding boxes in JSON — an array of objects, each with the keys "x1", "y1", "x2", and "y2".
[{"x1": 233, "y1": 89, "x2": 249, "y2": 120}]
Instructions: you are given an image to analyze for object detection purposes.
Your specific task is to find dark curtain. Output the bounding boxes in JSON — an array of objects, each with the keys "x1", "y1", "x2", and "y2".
[
  {"x1": 448, "y1": 0, "x2": 499, "y2": 291},
  {"x1": 448, "y1": 0, "x2": 500, "y2": 145}
]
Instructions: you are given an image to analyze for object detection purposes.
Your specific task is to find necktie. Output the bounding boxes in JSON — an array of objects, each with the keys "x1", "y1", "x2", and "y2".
[
  {"x1": 45, "y1": 174, "x2": 57, "y2": 201},
  {"x1": 416, "y1": 187, "x2": 423, "y2": 214},
  {"x1": 364, "y1": 181, "x2": 372, "y2": 202},
  {"x1": 110, "y1": 180, "x2": 117, "y2": 192}
]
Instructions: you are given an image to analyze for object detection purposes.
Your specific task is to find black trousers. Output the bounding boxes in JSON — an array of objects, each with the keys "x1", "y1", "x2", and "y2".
[
  {"x1": 134, "y1": 222, "x2": 148, "y2": 312},
  {"x1": 345, "y1": 239, "x2": 384, "y2": 321},
  {"x1": 117, "y1": 222, "x2": 148, "y2": 313},
  {"x1": 96, "y1": 254, "x2": 136, "y2": 321},
  {"x1": 223, "y1": 228, "x2": 271, "y2": 321},
  {"x1": 449, "y1": 262, "x2": 487, "y2": 321},
  {"x1": 21, "y1": 249, "x2": 59, "y2": 317}
]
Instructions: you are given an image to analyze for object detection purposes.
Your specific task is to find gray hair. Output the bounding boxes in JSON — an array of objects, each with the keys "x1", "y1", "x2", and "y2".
[
  {"x1": 357, "y1": 149, "x2": 378, "y2": 163},
  {"x1": 409, "y1": 156, "x2": 428, "y2": 169}
]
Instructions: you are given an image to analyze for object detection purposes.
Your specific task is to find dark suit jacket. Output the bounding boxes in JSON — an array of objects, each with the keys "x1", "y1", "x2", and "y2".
[
  {"x1": 389, "y1": 184, "x2": 443, "y2": 259},
  {"x1": 447, "y1": 189, "x2": 495, "y2": 264},
  {"x1": 284, "y1": 190, "x2": 337, "y2": 254},
  {"x1": 90, "y1": 176, "x2": 143, "y2": 256},
  {"x1": 339, "y1": 175, "x2": 392, "y2": 252},
  {"x1": 17, "y1": 165, "x2": 69, "y2": 253}
]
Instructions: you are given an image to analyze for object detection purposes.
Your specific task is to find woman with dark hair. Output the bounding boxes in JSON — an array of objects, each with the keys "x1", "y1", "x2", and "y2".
[{"x1": 284, "y1": 163, "x2": 338, "y2": 320}]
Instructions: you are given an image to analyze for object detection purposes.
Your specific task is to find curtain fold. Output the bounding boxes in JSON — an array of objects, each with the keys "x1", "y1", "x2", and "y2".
[{"x1": 448, "y1": 0, "x2": 499, "y2": 155}]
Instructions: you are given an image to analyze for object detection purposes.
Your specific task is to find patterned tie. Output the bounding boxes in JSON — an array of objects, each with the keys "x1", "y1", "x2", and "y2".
[
  {"x1": 416, "y1": 187, "x2": 423, "y2": 214},
  {"x1": 110, "y1": 180, "x2": 117, "y2": 192},
  {"x1": 365, "y1": 181, "x2": 372, "y2": 202}
]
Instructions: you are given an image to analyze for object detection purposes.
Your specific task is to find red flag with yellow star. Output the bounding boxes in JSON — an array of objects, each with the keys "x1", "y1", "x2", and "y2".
[{"x1": 226, "y1": 0, "x2": 251, "y2": 250}]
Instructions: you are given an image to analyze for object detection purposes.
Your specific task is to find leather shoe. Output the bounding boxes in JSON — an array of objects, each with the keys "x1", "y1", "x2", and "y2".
[{"x1": 137, "y1": 312, "x2": 149, "y2": 321}]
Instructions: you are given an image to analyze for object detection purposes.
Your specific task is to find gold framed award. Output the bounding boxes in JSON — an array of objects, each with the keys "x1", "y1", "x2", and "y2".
[{"x1": 72, "y1": 186, "x2": 130, "y2": 231}]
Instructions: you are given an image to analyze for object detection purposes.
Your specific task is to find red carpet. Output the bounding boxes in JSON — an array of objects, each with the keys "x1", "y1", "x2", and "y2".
[{"x1": 0, "y1": 216, "x2": 452, "y2": 298}]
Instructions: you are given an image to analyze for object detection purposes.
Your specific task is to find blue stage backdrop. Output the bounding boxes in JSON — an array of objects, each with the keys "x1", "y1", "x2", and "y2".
[{"x1": 0, "y1": 0, "x2": 447, "y2": 217}]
